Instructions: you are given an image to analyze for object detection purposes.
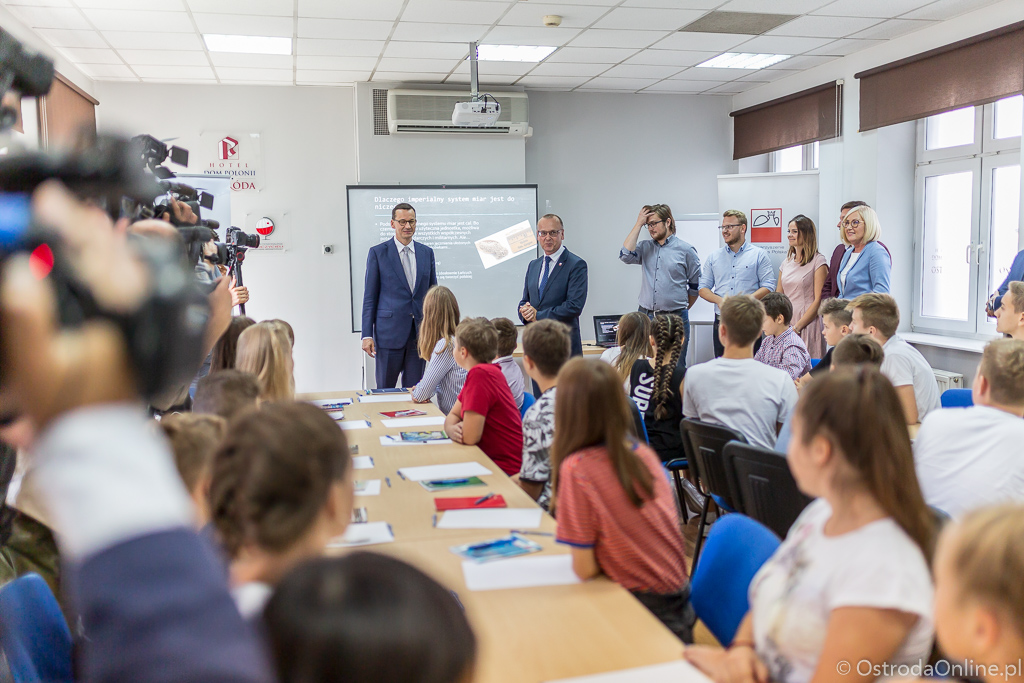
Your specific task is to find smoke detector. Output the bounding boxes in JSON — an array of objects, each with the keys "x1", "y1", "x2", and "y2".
[{"x1": 543, "y1": 15, "x2": 562, "y2": 27}]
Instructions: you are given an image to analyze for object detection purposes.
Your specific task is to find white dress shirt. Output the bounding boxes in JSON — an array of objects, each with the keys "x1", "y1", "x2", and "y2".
[{"x1": 395, "y1": 236, "x2": 417, "y2": 287}]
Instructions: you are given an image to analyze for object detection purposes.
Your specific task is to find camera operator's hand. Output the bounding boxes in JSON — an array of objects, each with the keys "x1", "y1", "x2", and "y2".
[
  {"x1": 161, "y1": 197, "x2": 197, "y2": 226},
  {"x1": 229, "y1": 277, "x2": 249, "y2": 307}
]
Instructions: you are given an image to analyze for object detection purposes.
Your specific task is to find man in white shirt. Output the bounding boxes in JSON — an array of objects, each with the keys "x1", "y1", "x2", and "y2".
[
  {"x1": 914, "y1": 339, "x2": 1024, "y2": 518},
  {"x1": 995, "y1": 281, "x2": 1024, "y2": 341},
  {"x1": 684, "y1": 295, "x2": 798, "y2": 449},
  {"x1": 848, "y1": 293, "x2": 940, "y2": 425}
]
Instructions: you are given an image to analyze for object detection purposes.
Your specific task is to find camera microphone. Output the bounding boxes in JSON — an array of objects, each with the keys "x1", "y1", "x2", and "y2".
[
  {"x1": 200, "y1": 218, "x2": 219, "y2": 231},
  {"x1": 163, "y1": 182, "x2": 198, "y2": 201}
]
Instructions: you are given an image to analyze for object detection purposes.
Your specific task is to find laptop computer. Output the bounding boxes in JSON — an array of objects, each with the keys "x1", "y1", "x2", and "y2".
[{"x1": 593, "y1": 315, "x2": 624, "y2": 348}]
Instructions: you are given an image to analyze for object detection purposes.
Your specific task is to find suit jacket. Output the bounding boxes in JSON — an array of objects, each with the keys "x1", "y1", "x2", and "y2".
[
  {"x1": 837, "y1": 240, "x2": 891, "y2": 299},
  {"x1": 518, "y1": 249, "x2": 589, "y2": 355},
  {"x1": 362, "y1": 240, "x2": 437, "y2": 349}
]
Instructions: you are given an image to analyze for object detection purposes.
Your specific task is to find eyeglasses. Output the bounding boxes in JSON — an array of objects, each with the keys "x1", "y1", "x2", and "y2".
[
  {"x1": 645, "y1": 220, "x2": 664, "y2": 228},
  {"x1": 719, "y1": 224, "x2": 742, "y2": 231},
  {"x1": 538, "y1": 230, "x2": 563, "y2": 237},
  {"x1": 394, "y1": 219, "x2": 417, "y2": 227},
  {"x1": 841, "y1": 219, "x2": 863, "y2": 229}
]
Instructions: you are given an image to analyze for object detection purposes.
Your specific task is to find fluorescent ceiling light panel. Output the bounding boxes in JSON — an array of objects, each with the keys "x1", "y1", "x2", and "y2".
[
  {"x1": 204, "y1": 34, "x2": 292, "y2": 55},
  {"x1": 475, "y1": 45, "x2": 556, "y2": 62},
  {"x1": 697, "y1": 52, "x2": 791, "y2": 69}
]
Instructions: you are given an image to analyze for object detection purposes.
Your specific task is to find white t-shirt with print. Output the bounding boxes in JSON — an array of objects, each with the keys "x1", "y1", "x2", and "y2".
[{"x1": 748, "y1": 499, "x2": 934, "y2": 683}]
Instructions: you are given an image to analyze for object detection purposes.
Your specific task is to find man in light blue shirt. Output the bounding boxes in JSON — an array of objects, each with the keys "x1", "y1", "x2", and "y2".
[
  {"x1": 619, "y1": 204, "x2": 702, "y2": 363},
  {"x1": 698, "y1": 209, "x2": 777, "y2": 357}
]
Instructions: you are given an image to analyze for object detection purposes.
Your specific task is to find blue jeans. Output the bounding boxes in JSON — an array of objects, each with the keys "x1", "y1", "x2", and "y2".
[{"x1": 639, "y1": 306, "x2": 689, "y2": 367}]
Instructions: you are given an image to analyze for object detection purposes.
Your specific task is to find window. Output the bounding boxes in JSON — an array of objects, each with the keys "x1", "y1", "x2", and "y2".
[
  {"x1": 914, "y1": 95, "x2": 1021, "y2": 338},
  {"x1": 770, "y1": 141, "x2": 819, "y2": 172}
]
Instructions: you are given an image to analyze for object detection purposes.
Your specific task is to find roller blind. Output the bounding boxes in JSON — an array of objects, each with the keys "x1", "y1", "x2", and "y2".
[
  {"x1": 37, "y1": 72, "x2": 98, "y2": 149},
  {"x1": 856, "y1": 21, "x2": 1024, "y2": 132},
  {"x1": 730, "y1": 81, "x2": 842, "y2": 160}
]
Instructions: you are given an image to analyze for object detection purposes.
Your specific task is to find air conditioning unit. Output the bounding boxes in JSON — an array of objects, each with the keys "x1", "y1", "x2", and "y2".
[
  {"x1": 932, "y1": 369, "x2": 964, "y2": 393},
  {"x1": 386, "y1": 89, "x2": 530, "y2": 135}
]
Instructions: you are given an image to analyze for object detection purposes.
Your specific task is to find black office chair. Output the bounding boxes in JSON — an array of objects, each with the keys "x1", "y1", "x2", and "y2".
[
  {"x1": 722, "y1": 442, "x2": 813, "y2": 539},
  {"x1": 680, "y1": 418, "x2": 748, "y2": 570}
]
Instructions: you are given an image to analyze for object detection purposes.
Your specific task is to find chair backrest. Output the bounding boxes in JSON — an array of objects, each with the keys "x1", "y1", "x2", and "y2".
[
  {"x1": 690, "y1": 514, "x2": 780, "y2": 646},
  {"x1": 722, "y1": 442, "x2": 814, "y2": 539},
  {"x1": 519, "y1": 392, "x2": 536, "y2": 418},
  {"x1": 940, "y1": 388, "x2": 973, "y2": 408},
  {"x1": 0, "y1": 574, "x2": 73, "y2": 683},
  {"x1": 680, "y1": 418, "x2": 748, "y2": 510},
  {"x1": 628, "y1": 400, "x2": 649, "y2": 444}
]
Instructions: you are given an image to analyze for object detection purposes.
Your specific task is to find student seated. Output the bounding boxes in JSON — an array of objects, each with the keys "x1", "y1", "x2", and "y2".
[
  {"x1": 797, "y1": 298, "x2": 851, "y2": 388},
  {"x1": 995, "y1": 281, "x2": 1024, "y2": 341},
  {"x1": 444, "y1": 318, "x2": 524, "y2": 476},
  {"x1": 600, "y1": 311, "x2": 651, "y2": 391},
  {"x1": 517, "y1": 319, "x2": 571, "y2": 510},
  {"x1": 193, "y1": 370, "x2": 261, "y2": 421},
  {"x1": 160, "y1": 413, "x2": 226, "y2": 528},
  {"x1": 687, "y1": 368, "x2": 935, "y2": 683},
  {"x1": 755, "y1": 292, "x2": 811, "y2": 380},
  {"x1": 236, "y1": 321, "x2": 295, "y2": 401},
  {"x1": 412, "y1": 286, "x2": 467, "y2": 415},
  {"x1": 210, "y1": 316, "x2": 256, "y2": 373},
  {"x1": 628, "y1": 314, "x2": 686, "y2": 463},
  {"x1": 553, "y1": 358, "x2": 695, "y2": 643},
  {"x1": 491, "y1": 317, "x2": 525, "y2": 409},
  {"x1": 683, "y1": 295, "x2": 798, "y2": 449},
  {"x1": 848, "y1": 293, "x2": 940, "y2": 425},
  {"x1": 931, "y1": 504, "x2": 1024, "y2": 683},
  {"x1": 209, "y1": 402, "x2": 354, "y2": 618},
  {"x1": 913, "y1": 339, "x2": 1024, "y2": 519},
  {"x1": 264, "y1": 552, "x2": 476, "y2": 683}
]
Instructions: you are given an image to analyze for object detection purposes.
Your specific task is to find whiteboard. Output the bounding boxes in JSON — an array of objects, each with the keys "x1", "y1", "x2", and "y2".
[
  {"x1": 717, "y1": 171, "x2": 820, "y2": 274},
  {"x1": 676, "y1": 220, "x2": 720, "y2": 323}
]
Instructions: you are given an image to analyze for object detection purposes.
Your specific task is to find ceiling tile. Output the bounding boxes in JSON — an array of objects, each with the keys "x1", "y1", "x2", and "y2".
[
  {"x1": 577, "y1": 76, "x2": 660, "y2": 90},
  {"x1": 78, "y1": 63, "x2": 136, "y2": 78},
  {"x1": 732, "y1": 35, "x2": 833, "y2": 52},
  {"x1": 132, "y1": 64, "x2": 217, "y2": 79},
  {"x1": 499, "y1": 3, "x2": 608, "y2": 28},
  {"x1": 717, "y1": 0, "x2": 831, "y2": 12},
  {"x1": 519, "y1": 75, "x2": 592, "y2": 88},
  {"x1": 805, "y1": 37, "x2": 885, "y2": 56},
  {"x1": 704, "y1": 82, "x2": 749, "y2": 93},
  {"x1": 482, "y1": 26, "x2": 582, "y2": 47},
  {"x1": 34, "y1": 28, "x2": 107, "y2": 48},
  {"x1": 215, "y1": 67, "x2": 293, "y2": 81},
  {"x1": 295, "y1": 69, "x2": 371, "y2": 83},
  {"x1": 210, "y1": 52, "x2": 294, "y2": 68},
  {"x1": 601, "y1": 63, "x2": 682, "y2": 78},
  {"x1": 193, "y1": 14, "x2": 294, "y2": 37},
  {"x1": 402, "y1": 0, "x2": 508, "y2": 25},
  {"x1": 901, "y1": 0, "x2": 1001, "y2": 20},
  {"x1": 9, "y1": 6, "x2": 92, "y2": 30},
  {"x1": 377, "y1": 57, "x2": 459, "y2": 72},
  {"x1": 451, "y1": 60, "x2": 536, "y2": 76},
  {"x1": 671, "y1": 66, "x2": 749, "y2": 80},
  {"x1": 569, "y1": 28, "x2": 671, "y2": 48},
  {"x1": 622, "y1": 0, "x2": 724, "y2": 8},
  {"x1": 56, "y1": 46, "x2": 122, "y2": 63},
  {"x1": 592, "y1": 7, "x2": 706, "y2": 31},
  {"x1": 734, "y1": 69, "x2": 798, "y2": 81},
  {"x1": 652, "y1": 31, "x2": 752, "y2": 51},
  {"x1": 384, "y1": 41, "x2": 469, "y2": 59},
  {"x1": 639, "y1": 80, "x2": 714, "y2": 92},
  {"x1": 81, "y1": 9, "x2": 195, "y2": 33},
  {"x1": 4, "y1": 0, "x2": 73, "y2": 6},
  {"x1": 295, "y1": 55, "x2": 378, "y2": 70},
  {"x1": 119, "y1": 49, "x2": 210, "y2": 65},
  {"x1": 527, "y1": 61, "x2": 609, "y2": 77},
  {"x1": 847, "y1": 18, "x2": 934, "y2": 40},
  {"x1": 624, "y1": 48, "x2": 719, "y2": 66},
  {"x1": 390, "y1": 22, "x2": 489, "y2": 42},
  {"x1": 371, "y1": 71, "x2": 448, "y2": 82},
  {"x1": 296, "y1": 39, "x2": 385, "y2": 57},
  {"x1": 765, "y1": 54, "x2": 837, "y2": 69},
  {"x1": 76, "y1": 0, "x2": 185, "y2": 8},
  {"x1": 812, "y1": 0, "x2": 934, "y2": 18},
  {"x1": 544, "y1": 46, "x2": 637, "y2": 63},
  {"x1": 298, "y1": 18, "x2": 395, "y2": 40},
  {"x1": 445, "y1": 74, "x2": 520, "y2": 85},
  {"x1": 767, "y1": 15, "x2": 881, "y2": 38},
  {"x1": 186, "y1": 0, "x2": 291, "y2": 14},
  {"x1": 516, "y1": 0, "x2": 616, "y2": 5},
  {"x1": 102, "y1": 31, "x2": 205, "y2": 50},
  {"x1": 298, "y1": 0, "x2": 404, "y2": 20}
]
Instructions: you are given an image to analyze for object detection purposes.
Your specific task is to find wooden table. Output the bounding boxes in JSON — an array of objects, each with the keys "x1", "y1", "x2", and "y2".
[
  {"x1": 299, "y1": 390, "x2": 691, "y2": 683},
  {"x1": 514, "y1": 339, "x2": 607, "y2": 358}
]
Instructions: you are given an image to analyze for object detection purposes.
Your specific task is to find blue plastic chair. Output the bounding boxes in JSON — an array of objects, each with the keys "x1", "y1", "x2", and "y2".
[
  {"x1": 0, "y1": 574, "x2": 73, "y2": 683},
  {"x1": 690, "y1": 515, "x2": 781, "y2": 646},
  {"x1": 809, "y1": 358, "x2": 821, "y2": 368},
  {"x1": 519, "y1": 392, "x2": 536, "y2": 417},
  {"x1": 940, "y1": 389, "x2": 973, "y2": 408}
]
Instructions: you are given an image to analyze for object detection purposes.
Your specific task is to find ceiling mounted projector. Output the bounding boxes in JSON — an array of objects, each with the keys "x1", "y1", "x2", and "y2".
[{"x1": 452, "y1": 99, "x2": 500, "y2": 127}]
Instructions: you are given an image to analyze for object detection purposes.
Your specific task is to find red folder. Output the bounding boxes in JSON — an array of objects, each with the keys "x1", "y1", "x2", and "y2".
[{"x1": 434, "y1": 495, "x2": 507, "y2": 511}]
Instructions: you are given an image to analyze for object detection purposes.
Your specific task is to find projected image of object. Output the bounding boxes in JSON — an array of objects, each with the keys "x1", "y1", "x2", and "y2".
[{"x1": 475, "y1": 220, "x2": 537, "y2": 268}]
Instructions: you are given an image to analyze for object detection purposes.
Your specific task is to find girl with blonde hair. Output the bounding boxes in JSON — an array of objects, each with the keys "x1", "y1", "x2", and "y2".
[
  {"x1": 235, "y1": 321, "x2": 295, "y2": 401},
  {"x1": 600, "y1": 311, "x2": 652, "y2": 390},
  {"x1": 412, "y1": 286, "x2": 467, "y2": 414}
]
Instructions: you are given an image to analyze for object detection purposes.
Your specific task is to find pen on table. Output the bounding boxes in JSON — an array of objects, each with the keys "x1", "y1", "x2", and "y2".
[
  {"x1": 397, "y1": 470, "x2": 406, "y2": 480},
  {"x1": 432, "y1": 513, "x2": 438, "y2": 528},
  {"x1": 473, "y1": 492, "x2": 495, "y2": 506},
  {"x1": 385, "y1": 477, "x2": 391, "y2": 488},
  {"x1": 511, "y1": 530, "x2": 555, "y2": 537}
]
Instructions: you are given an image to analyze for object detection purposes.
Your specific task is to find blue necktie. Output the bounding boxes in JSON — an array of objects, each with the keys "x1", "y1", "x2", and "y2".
[{"x1": 539, "y1": 256, "x2": 551, "y2": 300}]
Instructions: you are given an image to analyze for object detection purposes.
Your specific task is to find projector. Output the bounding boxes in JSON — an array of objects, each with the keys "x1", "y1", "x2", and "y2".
[{"x1": 452, "y1": 99, "x2": 501, "y2": 127}]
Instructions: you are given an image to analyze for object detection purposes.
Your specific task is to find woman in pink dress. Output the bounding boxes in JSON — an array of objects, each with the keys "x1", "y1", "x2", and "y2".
[{"x1": 777, "y1": 215, "x2": 828, "y2": 359}]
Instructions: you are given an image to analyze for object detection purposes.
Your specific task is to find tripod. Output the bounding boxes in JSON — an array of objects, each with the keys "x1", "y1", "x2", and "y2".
[{"x1": 228, "y1": 246, "x2": 248, "y2": 317}]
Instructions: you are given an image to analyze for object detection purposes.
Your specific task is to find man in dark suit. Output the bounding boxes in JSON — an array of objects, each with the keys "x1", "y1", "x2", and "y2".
[
  {"x1": 518, "y1": 214, "x2": 589, "y2": 356},
  {"x1": 361, "y1": 203, "x2": 437, "y2": 388}
]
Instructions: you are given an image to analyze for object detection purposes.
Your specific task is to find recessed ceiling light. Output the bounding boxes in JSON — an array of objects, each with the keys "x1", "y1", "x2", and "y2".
[
  {"x1": 697, "y1": 53, "x2": 791, "y2": 69},
  {"x1": 203, "y1": 34, "x2": 292, "y2": 55},
  {"x1": 475, "y1": 45, "x2": 557, "y2": 62}
]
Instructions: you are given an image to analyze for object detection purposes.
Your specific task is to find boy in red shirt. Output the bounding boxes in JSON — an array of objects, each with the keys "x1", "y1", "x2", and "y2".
[{"x1": 444, "y1": 318, "x2": 524, "y2": 476}]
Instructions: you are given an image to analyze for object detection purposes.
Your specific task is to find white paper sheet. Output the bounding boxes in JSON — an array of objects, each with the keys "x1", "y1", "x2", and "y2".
[
  {"x1": 544, "y1": 661, "x2": 712, "y2": 683},
  {"x1": 352, "y1": 456, "x2": 374, "y2": 470},
  {"x1": 309, "y1": 398, "x2": 353, "y2": 408},
  {"x1": 380, "y1": 416, "x2": 447, "y2": 428},
  {"x1": 462, "y1": 554, "x2": 581, "y2": 591},
  {"x1": 438, "y1": 508, "x2": 543, "y2": 529},
  {"x1": 398, "y1": 462, "x2": 493, "y2": 482},
  {"x1": 338, "y1": 420, "x2": 371, "y2": 430},
  {"x1": 354, "y1": 480, "x2": 382, "y2": 496},
  {"x1": 330, "y1": 521, "x2": 394, "y2": 547},
  {"x1": 358, "y1": 394, "x2": 414, "y2": 403},
  {"x1": 379, "y1": 435, "x2": 452, "y2": 446}
]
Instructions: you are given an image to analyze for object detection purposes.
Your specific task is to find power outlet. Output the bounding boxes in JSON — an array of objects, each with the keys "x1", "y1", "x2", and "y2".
[{"x1": 322, "y1": 244, "x2": 335, "y2": 255}]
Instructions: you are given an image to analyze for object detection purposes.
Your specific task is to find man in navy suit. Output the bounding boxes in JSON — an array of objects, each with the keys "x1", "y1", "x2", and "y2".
[
  {"x1": 518, "y1": 214, "x2": 589, "y2": 357},
  {"x1": 361, "y1": 203, "x2": 438, "y2": 388}
]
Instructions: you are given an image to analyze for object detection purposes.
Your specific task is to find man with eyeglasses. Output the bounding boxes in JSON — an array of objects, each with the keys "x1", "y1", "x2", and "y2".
[
  {"x1": 361, "y1": 202, "x2": 438, "y2": 388},
  {"x1": 518, "y1": 214, "x2": 589, "y2": 358},
  {"x1": 620, "y1": 204, "x2": 701, "y2": 364},
  {"x1": 698, "y1": 209, "x2": 777, "y2": 358}
]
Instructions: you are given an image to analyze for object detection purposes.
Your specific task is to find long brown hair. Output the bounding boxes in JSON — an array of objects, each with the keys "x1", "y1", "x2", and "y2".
[
  {"x1": 650, "y1": 314, "x2": 684, "y2": 421},
  {"x1": 786, "y1": 214, "x2": 819, "y2": 266},
  {"x1": 236, "y1": 322, "x2": 294, "y2": 400},
  {"x1": 613, "y1": 312, "x2": 651, "y2": 382},
  {"x1": 796, "y1": 367, "x2": 934, "y2": 558},
  {"x1": 549, "y1": 358, "x2": 654, "y2": 515},
  {"x1": 418, "y1": 286, "x2": 460, "y2": 360},
  {"x1": 211, "y1": 316, "x2": 255, "y2": 372}
]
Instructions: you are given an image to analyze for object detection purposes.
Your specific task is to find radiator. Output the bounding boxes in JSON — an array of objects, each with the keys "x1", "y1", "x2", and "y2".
[{"x1": 933, "y1": 369, "x2": 964, "y2": 393}]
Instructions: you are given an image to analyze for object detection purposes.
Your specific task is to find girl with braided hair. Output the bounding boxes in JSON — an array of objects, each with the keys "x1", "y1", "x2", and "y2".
[{"x1": 628, "y1": 314, "x2": 687, "y2": 463}]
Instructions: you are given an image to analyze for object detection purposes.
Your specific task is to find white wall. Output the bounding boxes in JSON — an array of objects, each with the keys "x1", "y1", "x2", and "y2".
[{"x1": 96, "y1": 82, "x2": 361, "y2": 394}]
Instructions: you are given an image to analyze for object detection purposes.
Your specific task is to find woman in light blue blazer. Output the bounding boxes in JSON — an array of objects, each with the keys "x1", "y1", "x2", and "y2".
[{"x1": 837, "y1": 205, "x2": 891, "y2": 298}]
